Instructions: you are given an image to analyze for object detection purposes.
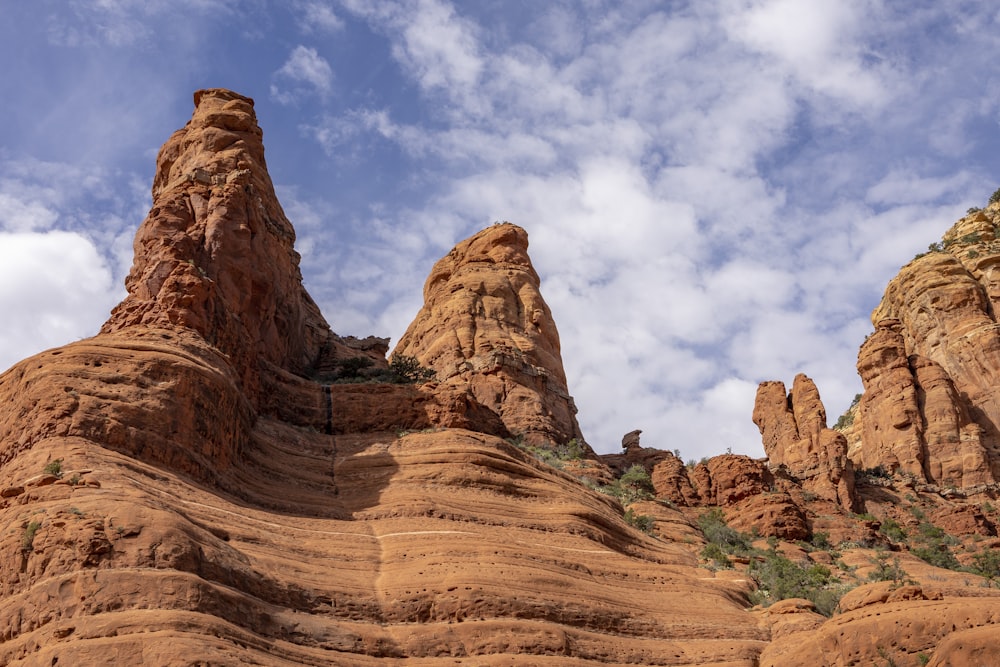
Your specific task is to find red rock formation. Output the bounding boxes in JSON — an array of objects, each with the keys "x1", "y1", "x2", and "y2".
[
  {"x1": 856, "y1": 226, "x2": 1000, "y2": 488},
  {"x1": 393, "y1": 223, "x2": 587, "y2": 450},
  {"x1": 0, "y1": 89, "x2": 771, "y2": 665},
  {"x1": 104, "y1": 89, "x2": 335, "y2": 390},
  {"x1": 726, "y1": 492, "x2": 809, "y2": 541},
  {"x1": 760, "y1": 583, "x2": 1000, "y2": 667},
  {"x1": 9, "y1": 86, "x2": 1000, "y2": 666},
  {"x1": 753, "y1": 374, "x2": 859, "y2": 511}
]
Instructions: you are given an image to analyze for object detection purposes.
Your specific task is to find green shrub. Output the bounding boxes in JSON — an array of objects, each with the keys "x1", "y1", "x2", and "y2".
[
  {"x1": 701, "y1": 542, "x2": 732, "y2": 569},
  {"x1": 513, "y1": 437, "x2": 585, "y2": 470},
  {"x1": 336, "y1": 356, "x2": 374, "y2": 380},
  {"x1": 856, "y1": 466, "x2": 891, "y2": 485},
  {"x1": 811, "y1": 532, "x2": 832, "y2": 550},
  {"x1": 970, "y1": 549, "x2": 1000, "y2": 586},
  {"x1": 878, "y1": 518, "x2": 907, "y2": 543},
  {"x1": 601, "y1": 464, "x2": 655, "y2": 505},
  {"x1": 748, "y1": 550, "x2": 845, "y2": 616},
  {"x1": 911, "y1": 541, "x2": 961, "y2": 570},
  {"x1": 624, "y1": 508, "x2": 654, "y2": 533},
  {"x1": 989, "y1": 187, "x2": 1000, "y2": 205},
  {"x1": 833, "y1": 394, "x2": 862, "y2": 430},
  {"x1": 22, "y1": 521, "x2": 41, "y2": 552},
  {"x1": 387, "y1": 354, "x2": 436, "y2": 384},
  {"x1": 911, "y1": 522, "x2": 960, "y2": 570},
  {"x1": 697, "y1": 508, "x2": 752, "y2": 556},
  {"x1": 867, "y1": 550, "x2": 909, "y2": 584},
  {"x1": 43, "y1": 459, "x2": 63, "y2": 478}
]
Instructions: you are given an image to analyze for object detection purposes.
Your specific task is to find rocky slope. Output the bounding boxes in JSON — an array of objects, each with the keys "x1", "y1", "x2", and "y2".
[
  {"x1": 5, "y1": 88, "x2": 1000, "y2": 666},
  {"x1": 746, "y1": 206, "x2": 1000, "y2": 665},
  {"x1": 0, "y1": 90, "x2": 765, "y2": 666}
]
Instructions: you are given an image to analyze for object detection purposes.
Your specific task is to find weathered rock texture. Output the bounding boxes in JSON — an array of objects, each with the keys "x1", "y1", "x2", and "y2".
[
  {"x1": 393, "y1": 223, "x2": 587, "y2": 450},
  {"x1": 8, "y1": 87, "x2": 1000, "y2": 667},
  {"x1": 851, "y1": 209, "x2": 1000, "y2": 487},
  {"x1": 0, "y1": 90, "x2": 766, "y2": 666},
  {"x1": 753, "y1": 374, "x2": 858, "y2": 511}
]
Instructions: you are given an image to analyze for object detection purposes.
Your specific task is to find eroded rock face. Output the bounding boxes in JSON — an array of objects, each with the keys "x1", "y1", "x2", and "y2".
[
  {"x1": 104, "y1": 89, "x2": 339, "y2": 393},
  {"x1": 393, "y1": 223, "x2": 586, "y2": 449},
  {"x1": 0, "y1": 89, "x2": 770, "y2": 665},
  {"x1": 854, "y1": 211, "x2": 1000, "y2": 488},
  {"x1": 753, "y1": 374, "x2": 859, "y2": 511}
]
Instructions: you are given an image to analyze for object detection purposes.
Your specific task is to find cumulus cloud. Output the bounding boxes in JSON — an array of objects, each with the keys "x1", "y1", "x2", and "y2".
[
  {"x1": 0, "y1": 231, "x2": 117, "y2": 373},
  {"x1": 296, "y1": 1, "x2": 346, "y2": 34},
  {"x1": 315, "y1": 1, "x2": 998, "y2": 455},
  {"x1": 341, "y1": 0, "x2": 483, "y2": 99},
  {"x1": 271, "y1": 45, "x2": 335, "y2": 105},
  {"x1": 0, "y1": 158, "x2": 139, "y2": 372},
  {"x1": 723, "y1": 0, "x2": 892, "y2": 108}
]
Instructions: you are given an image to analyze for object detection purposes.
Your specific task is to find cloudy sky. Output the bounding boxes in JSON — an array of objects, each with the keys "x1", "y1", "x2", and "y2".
[{"x1": 3, "y1": 1, "x2": 1000, "y2": 458}]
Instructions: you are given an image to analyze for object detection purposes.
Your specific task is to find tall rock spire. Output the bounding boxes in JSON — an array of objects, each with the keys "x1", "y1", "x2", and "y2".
[
  {"x1": 394, "y1": 223, "x2": 587, "y2": 449},
  {"x1": 103, "y1": 89, "x2": 333, "y2": 392},
  {"x1": 753, "y1": 373, "x2": 858, "y2": 511}
]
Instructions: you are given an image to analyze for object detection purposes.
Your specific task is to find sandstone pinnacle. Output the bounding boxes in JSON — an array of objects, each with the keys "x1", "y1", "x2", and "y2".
[
  {"x1": 102, "y1": 89, "x2": 340, "y2": 396},
  {"x1": 394, "y1": 222, "x2": 588, "y2": 450}
]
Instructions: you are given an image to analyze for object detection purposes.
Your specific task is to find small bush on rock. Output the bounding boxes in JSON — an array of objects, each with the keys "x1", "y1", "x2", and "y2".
[
  {"x1": 624, "y1": 508, "x2": 654, "y2": 534},
  {"x1": 43, "y1": 459, "x2": 63, "y2": 478},
  {"x1": 387, "y1": 355, "x2": 436, "y2": 384},
  {"x1": 601, "y1": 464, "x2": 655, "y2": 505},
  {"x1": 697, "y1": 508, "x2": 752, "y2": 556},
  {"x1": 748, "y1": 549, "x2": 845, "y2": 616}
]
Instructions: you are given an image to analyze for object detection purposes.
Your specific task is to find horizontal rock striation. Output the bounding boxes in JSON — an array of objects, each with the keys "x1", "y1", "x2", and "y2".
[{"x1": 0, "y1": 89, "x2": 768, "y2": 665}]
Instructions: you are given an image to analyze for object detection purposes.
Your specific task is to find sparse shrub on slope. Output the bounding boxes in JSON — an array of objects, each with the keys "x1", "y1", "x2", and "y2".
[
  {"x1": 387, "y1": 354, "x2": 436, "y2": 384},
  {"x1": 748, "y1": 549, "x2": 849, "y2": 617},
  {"x1": 697, "y1": 507, "x2": 752, "y2": 562},
  {"x1": 601, "y1": 464, "x2": 655, "y2": 505}
]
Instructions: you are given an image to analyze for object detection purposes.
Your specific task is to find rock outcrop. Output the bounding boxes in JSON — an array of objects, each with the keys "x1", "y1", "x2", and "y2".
[
  {"x1": 852, "y1": 210, "x2": 1000, "y2": 487},
  {"x1": 0, "y1": 90, "x2": 768, "y2": 666},
  {"x1": 753, "y1": 374, "x2": 859, "y2": 511},
  {"x1": 8, "y1": 87, "x2": 1000, "y2": 666},
  {"x1": 393, "y1": 222, "x2": 587, "y2": 450}
]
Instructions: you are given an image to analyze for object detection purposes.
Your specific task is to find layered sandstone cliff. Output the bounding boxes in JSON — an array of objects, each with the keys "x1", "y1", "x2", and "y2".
[
  {"x1": 7, "y1": 87, "x2": 1000, "y2": 667},
  {"x1": 851, "y1": 208, "x2": 1000, "y2": 488},
  {"x1": 0, "y1": 90, "x2": 766, "y2": 666}
]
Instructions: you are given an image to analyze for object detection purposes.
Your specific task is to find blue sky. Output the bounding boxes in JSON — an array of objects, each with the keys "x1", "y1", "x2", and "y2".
[{"x1": 3, "y1": 1, "x2": 1000, "y2": 458}]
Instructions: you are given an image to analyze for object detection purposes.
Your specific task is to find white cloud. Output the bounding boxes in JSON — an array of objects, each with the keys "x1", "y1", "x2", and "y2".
[
  {"x1": 0, "y1": 231, "x2": 118, "y2": 373},
  {"x1": 342, "y1": 0, "x2": 483, "y2": 99},
  {"x1": 723, "y1": 0, "x2": 892, "y2": 108},
  {"x1": 271, "y1": 45, "x2": 335, "y2": 105},
  {"x1": 297, "y1": 1, "x2": 346, "y2": 34},
  {"x1": 0, "y1": 192, "x2": 59, "y2": 232}
]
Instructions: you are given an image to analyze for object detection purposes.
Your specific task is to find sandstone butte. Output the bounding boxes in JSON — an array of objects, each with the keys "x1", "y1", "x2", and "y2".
[{"x1": 2, "y1": 89, "x2": 1000, "y2": 666}]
